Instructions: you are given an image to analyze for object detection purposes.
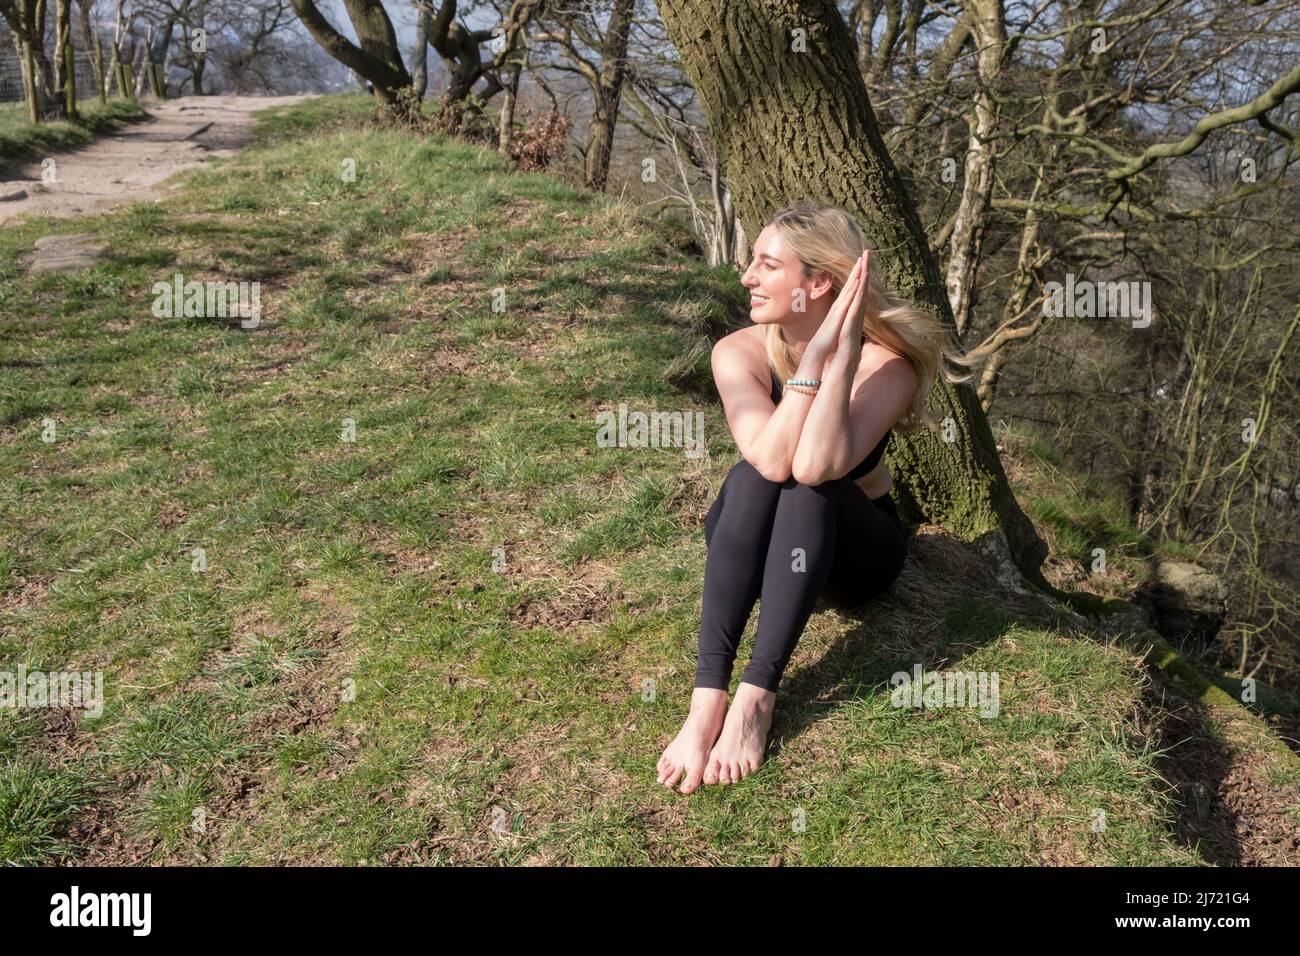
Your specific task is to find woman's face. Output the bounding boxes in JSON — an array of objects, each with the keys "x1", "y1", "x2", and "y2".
[{"x1": 740, "y1": 225, "x2": 831, "y2": 324}]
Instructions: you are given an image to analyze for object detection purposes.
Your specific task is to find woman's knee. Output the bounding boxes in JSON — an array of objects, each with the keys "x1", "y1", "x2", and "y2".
[
  {"x1": 718, "y1": 457, "x2": 785, "y2": 509},
  {"x1": 776, "y1": 475, "x2": 845, "y2": 513},
  {"x1": 705, "y1": 458, "x2": 781, "y2": 546},
  {"x1": 712, "y1": 461, "x2": 849, "y2": 530},
  {"x1": 725, "y1": 456, "x2": 781, "y2": 493}
]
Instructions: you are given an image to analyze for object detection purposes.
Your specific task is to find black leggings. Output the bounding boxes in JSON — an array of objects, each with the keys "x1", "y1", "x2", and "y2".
[{"x1": 695, "y1": 457, "x2": 908, "y2": 693}]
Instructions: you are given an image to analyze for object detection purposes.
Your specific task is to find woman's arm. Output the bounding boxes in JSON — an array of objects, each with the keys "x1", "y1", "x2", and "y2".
[
  {"x1": 791, "y1": 351, "x2": 916, "y2": 485},
  {"x1": 791, "y1": 250, "x2": 918, "y2": 484},
  {"x1": 711, "y1": 337, "x2": 830, "y2": 483}
]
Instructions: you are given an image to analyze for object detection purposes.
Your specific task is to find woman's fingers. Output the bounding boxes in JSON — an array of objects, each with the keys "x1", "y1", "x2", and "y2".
[
  {"x1": 832, "y1": 257, "x2": 861, "y2": 308},
  {"x1": 830, "y1": 255, "x2": 864, "y2": 318},
  {"x1": 840, "y1": 252, "x2": 869, "y2": 346},
  {"x1": 812, "y1": 251, "x2": 871, "y2": 350},
  {"x1": 846, "y1": 251, "x2": 866, "y2": 301}
]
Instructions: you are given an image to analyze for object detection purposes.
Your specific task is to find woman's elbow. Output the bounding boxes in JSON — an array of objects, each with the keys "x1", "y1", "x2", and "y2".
[
  {"x1": 790, "y1": 463, "x2": 817, "y2": 485},
  {"x1": 793, "y1": 466, "x2": 837, "y2": 486},
  {"x1": 747, "y1": 456, "x2": 791, "y2": 483},
  {"x1": 792, "y1": 457, "x2": 847, "y2": 486}
]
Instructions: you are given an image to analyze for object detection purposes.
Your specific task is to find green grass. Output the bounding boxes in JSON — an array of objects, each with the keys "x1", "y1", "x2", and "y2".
[
  {"x1": 0, "y1": 98, "x2": 149, "y2": 174},
  {"x1": 0, "y1": 749, "x2": 93, "y2": 865},
  {"x1": 0, "y1": 95, "x2": 1292, "y2": 865}
]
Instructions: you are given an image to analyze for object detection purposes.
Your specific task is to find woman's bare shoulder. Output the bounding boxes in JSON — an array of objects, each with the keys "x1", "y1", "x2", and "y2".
[
  {"x1": 713, "y1": 326, "x2": 767, "y2": 371},
  {"x1": 862, "y1": 341, "x2": 915, "y2": 377},
  {"x1": 853, "y1": 342, "x2": 918, "y2": 400},
  {"x1": 715, "y1": 325, "x2": 765, "y2": 351}
]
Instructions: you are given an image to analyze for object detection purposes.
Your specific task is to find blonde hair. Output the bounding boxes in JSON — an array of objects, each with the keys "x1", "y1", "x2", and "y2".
[{"x1": 763, "y1": 201, "x2": 976, "y2": 435}]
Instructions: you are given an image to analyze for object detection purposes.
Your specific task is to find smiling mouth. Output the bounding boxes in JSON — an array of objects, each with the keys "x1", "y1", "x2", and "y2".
[{"x1": 750, "y1": 295, "x2": 769, "y2": 307}]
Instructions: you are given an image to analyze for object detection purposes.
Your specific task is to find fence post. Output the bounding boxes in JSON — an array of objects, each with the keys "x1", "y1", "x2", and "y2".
[
  {"x1": 62, "y1": 37, "x2": 78, "y2": 120},
  {"x1": 20, "y1": 43, "x2": 41, "y2": 123},
  {"x1": 94, "y1": 38, "x2": 107, "y2": 104},
  {"x1": 149, "y1": 62, "x2": 166, "y2": 100}
]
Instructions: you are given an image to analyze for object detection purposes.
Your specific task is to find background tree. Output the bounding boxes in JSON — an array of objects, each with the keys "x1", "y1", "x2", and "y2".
[
  {"x1": 74, "y1": 0, "x2": 108, "y2": 103},
  {"x1": 1, "y1": 0, "x2": 59, "y2": 121},
  {"x1": 105, "y1": 0, "x2": 140, "y2": 98},
  {"x1": 421, "y1": 0, "x2": 544, "y2": 136},
  {"x1": 410, "y1": 0, "x2": 431, "y2": 98},
  {"x1": 289, "y1": 0, "x2": 413, "y2": 109},
  {"x1": 530, "y1": 0, "x2": 635, "y2": 190},
  {"x1": 52, "y1": 0, "x2": 76, "y2": 117},
  {"x1": 206, "y1": 0, "x2": 306, "y2": 94}
]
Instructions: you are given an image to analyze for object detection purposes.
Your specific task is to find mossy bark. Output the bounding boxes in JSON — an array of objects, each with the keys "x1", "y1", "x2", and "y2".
[{"x1": 658, "y1": 0, "x2": 1048, "y2": 584}]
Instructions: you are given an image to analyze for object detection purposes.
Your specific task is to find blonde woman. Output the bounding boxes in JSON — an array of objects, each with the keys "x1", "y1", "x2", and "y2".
[{"x1": 657, "y1": 201, "x2": 966, "y2": 795}]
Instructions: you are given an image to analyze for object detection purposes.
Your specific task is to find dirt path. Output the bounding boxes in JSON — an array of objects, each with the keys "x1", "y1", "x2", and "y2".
[{"x1": 0, "y1": 95, "x2": 313, "y2": 224}]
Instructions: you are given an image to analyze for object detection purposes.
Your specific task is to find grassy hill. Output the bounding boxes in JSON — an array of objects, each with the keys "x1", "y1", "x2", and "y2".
[{"x1": 2, "y1": 95, "x2": 1296, "y2": 865}]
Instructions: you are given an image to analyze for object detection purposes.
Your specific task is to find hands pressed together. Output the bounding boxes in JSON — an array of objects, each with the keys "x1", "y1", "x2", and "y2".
[{"x1": 804, "y1": 249, "x2": 871, "y2": 375}]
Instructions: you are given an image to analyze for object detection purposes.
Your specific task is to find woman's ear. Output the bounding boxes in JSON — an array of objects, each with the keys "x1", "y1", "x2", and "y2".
[{"x1": 808, "y1": 268, "x2": 835, "y2": 300}]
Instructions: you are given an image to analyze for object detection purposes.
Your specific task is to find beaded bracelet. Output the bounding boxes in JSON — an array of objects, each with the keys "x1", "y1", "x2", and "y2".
[
  {"x1": 785, "y1": 383, "x2": 819, "y2": 396},
  {"x1": 786, "y1": 377, "x2": 821, "y2": 386}
]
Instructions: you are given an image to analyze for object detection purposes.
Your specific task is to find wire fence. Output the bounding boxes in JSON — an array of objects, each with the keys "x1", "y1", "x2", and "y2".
[
  {"x1": 0, "y1": 51, "x2": 24, "y2": 104},
  {"x1": 0, "y1": 49, "x2": 125, "y2": 107}
]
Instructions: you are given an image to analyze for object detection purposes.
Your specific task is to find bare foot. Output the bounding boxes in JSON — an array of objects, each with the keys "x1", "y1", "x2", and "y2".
[
  {"x1": 703, "y1": 681, "x2": 776, "y2": 785},
  {"x1": 658, "y1": 688, "x2": 729, "y2": 794}
]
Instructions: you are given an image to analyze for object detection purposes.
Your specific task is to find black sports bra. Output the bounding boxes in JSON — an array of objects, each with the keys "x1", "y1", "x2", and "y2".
[{"x1": 770, "y1": 368, "x2": 890, "y2": 480}]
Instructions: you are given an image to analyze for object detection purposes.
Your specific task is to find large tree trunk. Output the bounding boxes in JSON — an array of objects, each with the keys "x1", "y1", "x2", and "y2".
[
  {"x1": 432, "y1": 18, "x2": 499, "y2": 137},
  {"x1": 658, "y1": 0, "x2": 1048, "y2": 586},
  {"x1": 582, "y1": 0, "x2": 633, "y2": 192},
  {"x1": 109, "y1": 0, "x2": 136, "y2": 98}
]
